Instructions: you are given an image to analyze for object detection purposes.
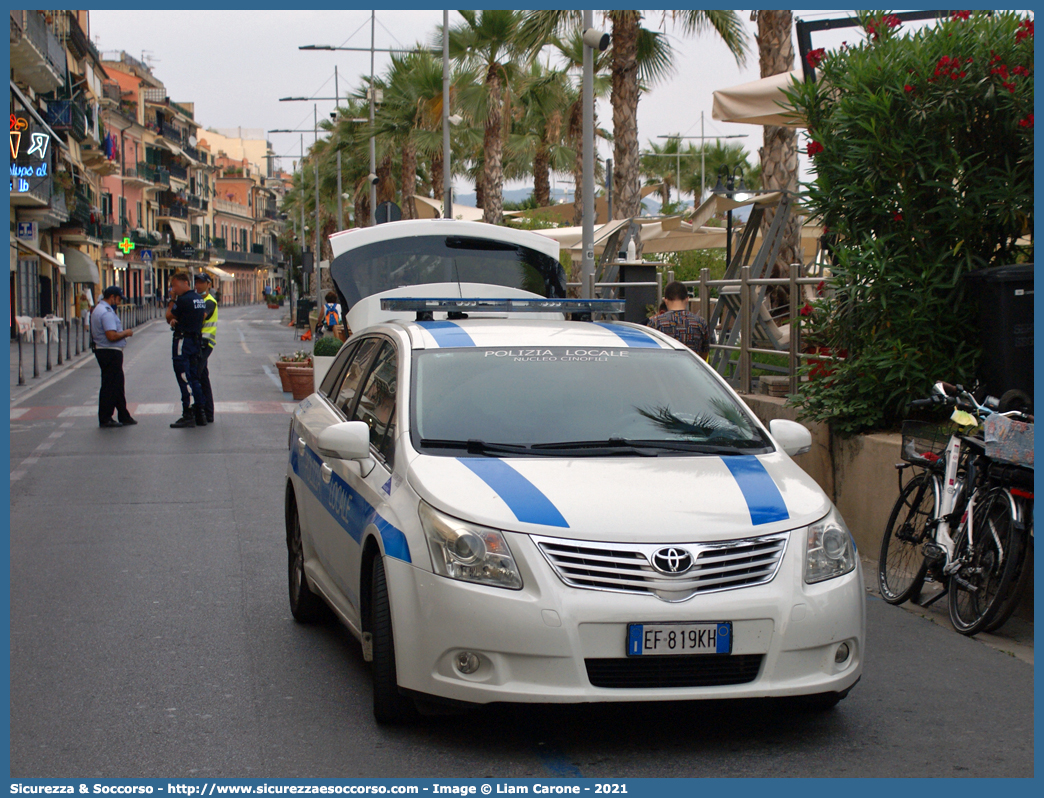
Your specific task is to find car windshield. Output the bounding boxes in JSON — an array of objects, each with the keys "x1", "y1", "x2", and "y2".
[
  {"x1": 330, "y1": 235, "x2": 567, "y2": 309},
  {"x1": 411, "y1": 347, "x2": 773, "y2": 456}
]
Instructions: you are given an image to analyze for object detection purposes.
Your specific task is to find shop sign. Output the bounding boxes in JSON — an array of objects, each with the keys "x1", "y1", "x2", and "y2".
[
  {"x1": 10, "y1": 114, "x2": 51, "y2": 194},
  {"x1": 16, "y1": 222, "x2": 39, "y2": 248}
]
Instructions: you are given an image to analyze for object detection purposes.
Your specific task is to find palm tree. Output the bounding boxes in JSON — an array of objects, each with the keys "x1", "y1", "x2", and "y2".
[
  {"x1": 679, "y1": 141, "x2": 761, "y2": 200},
  {"x1": 447, "y1": 10, "x2": 525, "y2": 225},
  {"x1": 753, "y1": 10, "x2": 801, "y2": 278},
  {"x1": 520, "y1": 10, "x2": 748, "y2": 220},
  {"x1": 373, "y1": 51, "x2": 444, "y2": 220},
  {"x1": 511, "y1": 60, "x2": 573, "y2": 208}
]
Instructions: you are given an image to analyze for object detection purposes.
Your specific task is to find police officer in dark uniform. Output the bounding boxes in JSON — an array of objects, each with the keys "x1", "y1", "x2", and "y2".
[{"x1": 166, "y1": 271, "x2": 208, "y2": 428}]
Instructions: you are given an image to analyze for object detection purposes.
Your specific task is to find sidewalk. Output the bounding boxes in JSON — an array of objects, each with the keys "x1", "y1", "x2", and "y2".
[
  {"x1": 861, "y1": 555, "x2": 1033, "y2": 665},
  {"x1": 9, "y1": 332, "x2": 98, "y2": 407}
]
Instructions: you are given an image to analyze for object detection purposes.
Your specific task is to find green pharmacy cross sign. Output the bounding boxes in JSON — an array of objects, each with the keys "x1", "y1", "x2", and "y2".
[{"x1": 118, "y1": 237, "x2": 135, "y2": 254}]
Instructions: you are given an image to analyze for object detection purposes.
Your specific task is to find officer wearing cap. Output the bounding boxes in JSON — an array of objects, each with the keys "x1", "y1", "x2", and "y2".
[
  {"x1": 195, "y1": 272, "x2": 218, "y2": 423},
  {"x1": 166, "y1": 271, "x2": 207, "y2": 428},
  {"x1": 90, "y1": 286, "x2": 137, "y2": 428}
]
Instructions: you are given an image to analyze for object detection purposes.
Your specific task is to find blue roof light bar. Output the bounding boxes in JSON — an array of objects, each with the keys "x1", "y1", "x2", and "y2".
[{"x1": 380, "y1": 298, "x2": 625, "y2": 316}]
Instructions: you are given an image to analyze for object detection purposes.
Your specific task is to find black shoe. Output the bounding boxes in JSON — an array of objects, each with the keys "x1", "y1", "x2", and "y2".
[
  {"x1": 170, "y1": 415, "x2": 196, "y2": 429},
  {"x1": 119, "y1": 417, "x2": 138, "y2": 426},
  {"x1": 194, "y1": 413, "x2": 207, "y2": 427},
  {"x1": 100, "y1": 419, "x2": 123, "y2": 428},
  {"x1": 205, "y1": 415, "x2": 214, "y2": 424}
]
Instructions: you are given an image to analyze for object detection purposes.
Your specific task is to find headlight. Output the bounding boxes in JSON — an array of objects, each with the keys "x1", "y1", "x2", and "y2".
[
  {"x1": 419, "y1": 502, "x2": 523, "y2": 590},
  {"x1": 804, "y1": 507, "x2": 856, "y2": 584}
]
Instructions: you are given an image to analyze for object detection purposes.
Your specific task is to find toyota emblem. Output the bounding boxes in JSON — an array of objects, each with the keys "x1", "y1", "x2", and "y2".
[{"x1": 651, "y1": 547, "x2": 694, "y2": 574}]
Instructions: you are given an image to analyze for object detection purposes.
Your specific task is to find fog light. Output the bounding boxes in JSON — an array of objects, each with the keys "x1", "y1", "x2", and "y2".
[
  {"x1": 455, "y1": 651, "x2": 480, "y2": 674},
  {"x1": 835, "y1": 642, "x2": 851, "y2": 664}
]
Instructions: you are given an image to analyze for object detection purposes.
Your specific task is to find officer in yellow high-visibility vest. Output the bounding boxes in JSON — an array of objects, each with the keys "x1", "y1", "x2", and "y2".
[{"x1": 194, "y1": 272, "x2": 218, "y2": 424}]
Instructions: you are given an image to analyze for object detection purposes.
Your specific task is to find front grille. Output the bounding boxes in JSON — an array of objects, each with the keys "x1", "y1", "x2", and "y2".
[
  {"x1": 534, "y1": 531, "x2": 789, "y2": 602},
  {"x1": 586, "y1": 654, "x2": 763, "y2": 689}
]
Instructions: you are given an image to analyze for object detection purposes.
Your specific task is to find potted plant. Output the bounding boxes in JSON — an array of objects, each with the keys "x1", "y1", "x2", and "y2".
[
  {"x1": 267, "y1": 293, "x2": 283, "y2": 309},
  {"x1": 313, "y1": 335, "x2": 344, "y2": 390},
  {"x1": 275, "y1": 350, "x2": 310, "y2": 393}
]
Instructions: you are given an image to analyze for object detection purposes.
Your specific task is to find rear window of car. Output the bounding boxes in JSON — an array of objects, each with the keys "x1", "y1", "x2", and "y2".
[{"x1": 410, "y1": 347, "x2": 772, "y2": 455}]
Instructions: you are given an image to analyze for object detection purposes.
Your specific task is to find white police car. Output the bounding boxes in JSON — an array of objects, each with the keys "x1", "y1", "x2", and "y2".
[{"x1": 285, "y1": 220, "x2": 864, "y2": 723}]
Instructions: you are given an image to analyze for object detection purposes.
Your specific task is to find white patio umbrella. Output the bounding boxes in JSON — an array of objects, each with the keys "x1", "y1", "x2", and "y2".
[{"x1": 712, "y1": 70, "x2": 805, "y2": 128}]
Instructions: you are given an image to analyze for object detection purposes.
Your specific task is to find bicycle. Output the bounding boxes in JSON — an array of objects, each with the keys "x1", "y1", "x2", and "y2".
[{"x1": 878, "y1": 382, "x2": 1033, "y2": 636}]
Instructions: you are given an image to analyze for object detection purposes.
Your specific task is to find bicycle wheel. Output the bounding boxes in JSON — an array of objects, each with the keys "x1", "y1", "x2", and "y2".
[
  {"x1": 948, "y1": 488, "x2": 1022, "y2": 636},
  {"x1": 878, "y1": 472, "x2": 935, "y2": 604},
  {"x1": 983, "y1": 509, "x2": 1032, "y2": 633}
]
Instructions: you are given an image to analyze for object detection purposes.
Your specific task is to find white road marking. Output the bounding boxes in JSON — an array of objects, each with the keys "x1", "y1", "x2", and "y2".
[{"x1": 57, "y1": 406, "x2": 96, "y2": 417}]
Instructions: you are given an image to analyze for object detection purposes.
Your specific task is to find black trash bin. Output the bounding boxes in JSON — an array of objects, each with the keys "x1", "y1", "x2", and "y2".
[
  {"x1": 296, "y1": 298, "x2": 315, "y2": 331},
  {"x1": 964, "y1": 263, "x2": 1033, "y2": 403},
  {"x1": 619, "y1": 261, "x2": 658, "y2": 325}
]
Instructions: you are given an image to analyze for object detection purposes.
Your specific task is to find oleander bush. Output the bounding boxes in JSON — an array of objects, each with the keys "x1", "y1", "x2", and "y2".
[{"x1": 785, "y1": 10, "x2": 1034, "y2": 435}]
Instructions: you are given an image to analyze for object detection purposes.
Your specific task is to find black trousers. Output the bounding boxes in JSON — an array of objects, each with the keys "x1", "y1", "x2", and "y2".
[
  {"x1": 94, "y1": 348, "x2": 130, "y2": 424},
  {"x1": 198, "y1": 343, "x2": 214, "y2": 418},
  {"x1": 172, "y1": 336, "x2": 204, "y2": 415}
]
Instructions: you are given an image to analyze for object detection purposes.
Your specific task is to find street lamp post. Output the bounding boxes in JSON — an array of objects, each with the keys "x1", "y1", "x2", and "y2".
[{"x1": 712, "y1": 165, "x2": 746, "y2": 268}]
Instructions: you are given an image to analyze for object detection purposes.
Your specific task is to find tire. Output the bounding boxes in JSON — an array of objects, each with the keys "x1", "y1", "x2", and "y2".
[
  {"x1": 370, "y1": 555, "x2": 416, "y2": 724},
  {"x1": 878, "y1": 473, "x2": 934, "y2": 604},
  {"x1": 947, "y1": 488, "x2": 1022, "y2": 636},
  {"x1": 998, "y1": 389, "x2": 1032, "y2": 415},
  {"x1": 286, "y1": 492, "x2": 325, "y2": 623},
  {"x1": 983, "y1": 514, "x2": 1032, "y2": 633}
]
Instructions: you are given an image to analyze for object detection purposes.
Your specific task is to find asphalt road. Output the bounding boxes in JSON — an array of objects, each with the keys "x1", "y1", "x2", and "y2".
[{"x1": 8, "y1": 304, "x2": 1034, "y2": 778}]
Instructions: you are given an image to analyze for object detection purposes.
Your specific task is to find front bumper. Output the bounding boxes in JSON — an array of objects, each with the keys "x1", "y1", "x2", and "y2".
[{"x1": 386, "y1": 531, "x2": 865, "y2": 704}]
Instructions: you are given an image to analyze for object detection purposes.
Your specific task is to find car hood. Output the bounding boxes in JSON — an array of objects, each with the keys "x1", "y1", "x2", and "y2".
[{"x1": 406, "y1": 452, "x2": 832, "y2": 543}]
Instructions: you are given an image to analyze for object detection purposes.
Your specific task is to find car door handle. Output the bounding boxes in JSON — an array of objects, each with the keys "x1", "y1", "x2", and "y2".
[
  {"x1": 296, "y1": 437, "x2": 306, "y2": 456},
  {"x1": 321, "y1": 463, "x2": 333, "y2": 484}
]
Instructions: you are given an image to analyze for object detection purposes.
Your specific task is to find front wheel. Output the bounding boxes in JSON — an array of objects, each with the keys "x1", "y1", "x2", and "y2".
[
  {"x1": 948, "y1": 488, "x2": 1022, "y2": 636},
  {"x1": 370, "y1": 555, "x2": 416, "y2": 724},
  {"x1": 287, "y1": 491, "x2": 325, "y2": 623},
  {"x1": 878, "y1": 472, "x2": 935, "y2": 604}
]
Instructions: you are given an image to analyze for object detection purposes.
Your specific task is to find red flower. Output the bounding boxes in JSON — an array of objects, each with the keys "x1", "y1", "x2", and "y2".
[
  {"x1": 951, "y1": 10, "x2": 971, "y2": 21},
  {"x1": 1003, "y1": 81, "x2": 1017, "y2": 93},
  {"x1": 816, "y1": 280, "x2": 826, "y2": 295},
  {"x1": 904, "y1": 84, "x2": 914, "y2": 92},
  {"x1": 806, "y1": 140, "x2": 824, "y2": 157},
  {"x1": 1018, "y1": 114, "x2": 1034, "y2": 128},
  {"x1": 893, "y1": 212, "x2": 903, "y2": 222},
  {"x1": 806, "y1": 48, "x2": 826, "y2": 69},
  {"x1": 799, "y1": 302, "x2": 814, "y2": 317},
  {"x1": 1016, "y1": 19, "x2": 1034, "y2": 42},
  {"x1": 1012, "y1": 65, "x2": 1030, "y2": 76},
  {"x1": 885, "y1": 14, "x2": 901, "y2": 29}
]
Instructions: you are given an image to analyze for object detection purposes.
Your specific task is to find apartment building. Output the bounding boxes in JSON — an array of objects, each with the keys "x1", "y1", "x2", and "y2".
[{"x1": 10, "y1": 9, "x2": 112, "y2": 330}]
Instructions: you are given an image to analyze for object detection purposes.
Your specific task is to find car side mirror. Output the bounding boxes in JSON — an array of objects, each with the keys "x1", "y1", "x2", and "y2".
[
  {"x1": 317, "y1": 420, "x2": 371, "y2": 461},
  {"x1": 769, "y1": 419, "x2": 812, "y2": 457}
]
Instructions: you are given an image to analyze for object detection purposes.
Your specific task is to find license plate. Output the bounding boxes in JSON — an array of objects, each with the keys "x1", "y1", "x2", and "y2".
[{"x1": 627, "y1": 622, "x2": 732, "y2": 656}]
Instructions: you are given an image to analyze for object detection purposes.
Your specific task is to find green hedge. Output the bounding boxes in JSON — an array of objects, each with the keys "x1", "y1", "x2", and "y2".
[{"x1": 785, "y1": 11, "x2": 1034, "y2": 434}]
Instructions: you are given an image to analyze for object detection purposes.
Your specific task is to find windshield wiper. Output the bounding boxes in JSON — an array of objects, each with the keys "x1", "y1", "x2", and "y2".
[
  {"x1": 532, "y1": 438, "x2": 766, "y2": 456},
  {"x1": 419, "y1": 438, "x2": 535, "y2": 456}
]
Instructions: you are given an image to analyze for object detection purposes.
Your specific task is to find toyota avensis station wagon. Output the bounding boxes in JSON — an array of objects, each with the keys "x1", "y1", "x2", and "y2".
[{"x1": 284, "y1": 220, "x2": 865, "y2": 723}]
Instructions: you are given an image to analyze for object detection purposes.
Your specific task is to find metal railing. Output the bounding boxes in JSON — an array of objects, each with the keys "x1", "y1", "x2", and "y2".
[
  {"x1": 18, "y1": 10, "x2": 65, "y2": 78},
  {"x1": 683, "y1": 263, "x2": 834, "y2": 396}
]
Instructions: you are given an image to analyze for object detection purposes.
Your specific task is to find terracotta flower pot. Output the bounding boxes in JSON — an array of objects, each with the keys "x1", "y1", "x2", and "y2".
[
  {"x1": 275, "y1": 360, "x2": 295, "y2": 392},
  {"x1": 286, "y1": 366, "x2": 314, "y2": 401}
]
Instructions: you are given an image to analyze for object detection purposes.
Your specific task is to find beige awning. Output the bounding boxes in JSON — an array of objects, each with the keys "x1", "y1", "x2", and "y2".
[
  {"x1": 61, "y1": 247, "x2": 101, "y2": 284},
  {"x1": 687, "y1": 191, "x2": 784, "y2": 231},
  {"x1": 412, "y1": 195, "x2": 486, "y2": 222},
  {"x1": 504, "y1": 184, "x2": 662, "y2": 226},
  {"x1": 206, "y1": 265, "x2": 235, "y2": 283},
  {"x1": 712, "y1": 70, "x2": 805, "y2": 128},
  {"x1": 167, "y1": 219, "x2": 190, "y2": 243},
  {"x1": 14, "y1": 238, "x2": 64, "y2": 271}
]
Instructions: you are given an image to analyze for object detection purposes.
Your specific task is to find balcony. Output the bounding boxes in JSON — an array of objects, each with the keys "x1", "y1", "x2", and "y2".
[
  {"x1": 69, "y1": 191, "x2": 93, "y2": 227},
  {"x1": 100, "y1": 222, "x2": 127, "y2": 243},
  {"x1": 9, "y1": 11, "x2": 64, "y2": 94},
  {"x1": 157, "y1": 204, "x2": 188, "y2": 220},
  {"x1": 158, "y1": 122, "x2": 186, "y2": 146},
  {"x1": 101, "y1": 81, "x2": 122, "y2": 105},
  {"x1": 167, "y1": 162, "x2": 188, "y2": 182},
  {"x1": 44, "y1": 96, "x2": 90, "y2": 143},
  {"x1": 134, "y1": 162, "x2": 170, "y2": 187},
  {"x1": 182, "y1": 143, "x2": 202, "y2": 162},
  {"x1": 213, "y1": 198, "x2": 253, "y2": 219},
  {"x1": 10, "y1": 169, "x2": 54, "y2": 208},
  {"x1": 61, "y1": 13, "x2": 101, "y2": 66},
  {"x1": 213, "y1": 247, "x2": 266, "y2": 265},
  {"x1": 186, "y1": 195, "x2": 208, "y2": 214},
  {"x1": 210, "y1": 237, "x2": 226, "y2": 249}
]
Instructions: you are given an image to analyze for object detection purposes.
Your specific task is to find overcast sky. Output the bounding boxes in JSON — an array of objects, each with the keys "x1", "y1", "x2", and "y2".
[{"x1": 88, "y1": 9, "x2": 869, "y2": 202}]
